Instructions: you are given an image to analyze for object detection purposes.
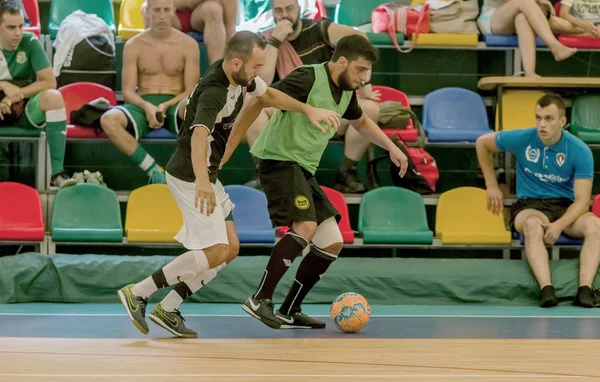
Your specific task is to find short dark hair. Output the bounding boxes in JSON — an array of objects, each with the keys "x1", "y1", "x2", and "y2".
[
  {"x1": 537, "y1": 93, "x2": 566, "y2": 117},
  {"x1": 331, "y1": 35, "x2": 379, "y2": 64},
  {"x1": 0, "y1": 0, "x2": 21, "y2": 23},
  {"x1": 224, "y1": 31, "x2": 266, "y2": 62}
]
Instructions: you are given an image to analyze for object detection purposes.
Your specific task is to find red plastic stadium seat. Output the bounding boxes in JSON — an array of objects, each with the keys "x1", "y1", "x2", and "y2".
[
  {"x1": 592, "y1": 195, "x2": 600, "y2": 218},
  {"x1": 558, "y1": 35, "x2": 600, "y2": 48},
  {"x1": 554, "y1": 3, "x2": 600, "y2": 48},
  {"x1": 58, "y1": 82, "x2": 117, "y2": 138},
  {"x1": 279, "y1": 186, "x2": 355, "y2": 244},
  {"x1": 372, "y1": 85, "x2": 418, "y2": 142},
  {"x1": 23, "y1": 0, "x2": 41, "y2": 37},
  {"x1": 0, "y1": 182, "x2": 44, "y2": 241}
]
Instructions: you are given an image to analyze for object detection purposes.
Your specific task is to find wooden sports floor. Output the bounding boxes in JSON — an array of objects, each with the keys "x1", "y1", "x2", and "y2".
[{"x1": 1, "y1": 304, "x2": 599, "y2": 381}]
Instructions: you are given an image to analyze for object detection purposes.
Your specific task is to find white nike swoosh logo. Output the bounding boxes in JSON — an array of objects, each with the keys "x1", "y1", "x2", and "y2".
[
  {"x1": 276, "y1": 314, "x2": 294, "y2": 324},
  {"x1": 248, "y1": 299, "x2": 260, "y2": 311},
  {"x1": 61, "y1": 130, "x2": 67, "y2": 135}
]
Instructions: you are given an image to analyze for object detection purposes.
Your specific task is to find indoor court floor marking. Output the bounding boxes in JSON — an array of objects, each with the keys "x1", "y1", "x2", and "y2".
[{"x1": 1, "y1": 304, "x2": 599, "y2": 381}]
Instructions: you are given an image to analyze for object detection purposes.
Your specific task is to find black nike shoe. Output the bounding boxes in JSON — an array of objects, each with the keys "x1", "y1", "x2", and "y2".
[
  {"x1": 275, "y1": 310, "x2": 326, "y2": 329},
  {"x1": 242, "y1": 296, "x2": 282, "y2": 329}
]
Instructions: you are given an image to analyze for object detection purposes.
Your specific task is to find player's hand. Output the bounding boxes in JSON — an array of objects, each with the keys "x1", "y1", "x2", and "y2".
[
  {"x1": 195, "y1": 177, "x2": 217, "y2": 216},
  {"x1": 542, "y1": 221, "x2": 564, "y2": 245},
  {"x1": 389, "y1": 146, "x2": 408, "y2": 177},
  {"x1": 582, "y1": 20, "x2": 599, "y2": 36},
  {"x1": 306, "y1": 106, "x2": 340, "y2": 134},
  {"x1": 144, "y1": 103, "x2": 164, "y2": 129},
  {"x1": 486, "y1": 185, "x2": 504, "y2": 215},
  {"x1": 0, "y1": 98, "x2": 12, "y2": 118},
  {"x1": 272, "y1": 19, "x2": 294, "y2": 42},
  {"x1": 359, "y1": 86, "x2": 381, "y2": 102},
  {"x1": 537, "y1": 0, "x2": 554, "y2": 16},
  {"x1": 2, "y1": 82, "x2": 23, "y2": 103},
  {"x1": 157, "y1": 102, "x2": 168, "y2": 117}
]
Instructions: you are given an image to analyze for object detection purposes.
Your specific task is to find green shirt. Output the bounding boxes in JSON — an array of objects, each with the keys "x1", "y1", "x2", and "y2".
[
  {"x1": 250, "y1": 63, "x2": 353, "y2": 175},
  {"x1": 0, "y1": 32, "x2": 50, "y2": 87}
]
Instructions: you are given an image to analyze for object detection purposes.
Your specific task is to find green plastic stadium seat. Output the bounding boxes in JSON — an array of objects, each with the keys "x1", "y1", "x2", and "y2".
[
  {"x1": 571, "y1": 94, "x2": 600, "y2": 144},
  {"x1": 48, "y1": 0, "x2": 116, "y2": 40},
  {"x1": 358, "y1": 187, "x2": 433, "y2": 244},
  {"x1": 51, "y1": 184, "x2": 122, "y2": 242},
  {"x1": 0, "y1": 126, "x2": 42, "y2": 137},
  {"x1": 335, "y1": 0, "x2": 387, "y2": 26}
]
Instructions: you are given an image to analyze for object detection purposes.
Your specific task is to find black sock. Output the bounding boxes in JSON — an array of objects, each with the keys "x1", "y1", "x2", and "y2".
[
  {"x1": 254, "y1": 230, "x2": 308, "y2": 300},
  {"x1": 539, "y1": 285, "x2": 558, "y2": 308},
  {"x1": 151, "y1": 269, "x2": 170, "y2": 289},
  {"x1": 279, "y1": 246, "x2": 336, "y2": 315},
  {"x1": 174, "y1": 282, "x2": 194, "y2": 301},
  {"x1": 340, "y1": 156, "x2": 358, "y2": 173}
]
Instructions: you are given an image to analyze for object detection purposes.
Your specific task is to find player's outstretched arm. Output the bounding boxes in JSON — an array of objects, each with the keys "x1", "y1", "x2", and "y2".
[
  {"x1": 220, "y1": 95, "x2": 264, "y2": 169},
  {"x1": 257, "y1": 87, "x2": 341, "y2": 133},
  {"x1": 350, "y1": 113, "x2": 408, "y2": 177}
]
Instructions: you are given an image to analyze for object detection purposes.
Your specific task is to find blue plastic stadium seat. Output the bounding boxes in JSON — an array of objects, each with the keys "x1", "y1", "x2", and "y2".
[
  {"x1": 145, "y1": 128, "x2": 177, "y2": 139},
  {"x1": 484, "y1": 35, "x2": 546, "y2": 47},
  {"x1": 224, "y1": 185, "x2": 275, "y2": 243},
  {"x1": 422, "y1": 87, "x2": 492, "y2": 142},
  {"x1": 520, "y1": 233, "x2": 583, "y2": 246}
]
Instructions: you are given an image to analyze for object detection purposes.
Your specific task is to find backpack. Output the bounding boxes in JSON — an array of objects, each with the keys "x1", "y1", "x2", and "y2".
[
  {"x1": 69, "y1": 97, "x2": 113, "y2": 136},
  {"x1": 371, "y1": 2, "x2": 430, "y2": 52},
  {"x1": 367, "y1": 134, "x2": 439, "y2": 194},
  {"x1": 57, "y1": 35, "x2": 116, "y2": 89}
]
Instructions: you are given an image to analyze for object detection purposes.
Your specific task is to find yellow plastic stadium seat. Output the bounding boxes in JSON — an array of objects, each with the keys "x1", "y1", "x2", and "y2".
[
  {"x1": 495, "y1": 90, "x2": 546, "y2": 131},
  {"x1": 125, "y1": 184, "x2": 183, "y2": 243},
  {"x1": 411, "y1": 33, "x2": 478, "y2": 47},
  {"x1": 118, "y1": 0, "x2": 145, "y2": 41},
  {"x1": 435, "y1": 187, "x2": 511, "y2": 245}
]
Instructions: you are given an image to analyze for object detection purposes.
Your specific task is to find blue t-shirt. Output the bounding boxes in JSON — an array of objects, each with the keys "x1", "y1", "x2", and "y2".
[{"x1": 495, "y1": 128, "x2": 594, "y2": 200}]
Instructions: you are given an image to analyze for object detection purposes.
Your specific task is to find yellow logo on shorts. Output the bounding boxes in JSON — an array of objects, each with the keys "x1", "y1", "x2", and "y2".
[{"x1": 294, "y1": 195, "x2": 310, "y2": 210}]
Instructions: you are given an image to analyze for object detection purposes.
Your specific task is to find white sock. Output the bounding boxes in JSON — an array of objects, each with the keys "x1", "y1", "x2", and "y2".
[
  {"x1": 161, "y1": 262, "x2": 227, "y2": 312},
  {"x1": 131, "y1": 250, "x2": 210, "y2": 299}
]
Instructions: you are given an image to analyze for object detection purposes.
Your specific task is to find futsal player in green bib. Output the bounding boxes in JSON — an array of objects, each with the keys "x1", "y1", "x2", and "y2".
[{"x1": 220, "y1": 35, "x2": 409, "y2": 329}]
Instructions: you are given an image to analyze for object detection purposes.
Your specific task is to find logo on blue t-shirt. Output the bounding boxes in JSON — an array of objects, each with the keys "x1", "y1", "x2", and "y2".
[{"x1": 525, "y1": 145, "x2": 540, "y2": 163}]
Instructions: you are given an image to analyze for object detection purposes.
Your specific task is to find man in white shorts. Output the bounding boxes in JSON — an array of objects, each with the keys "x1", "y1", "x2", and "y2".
[{"x1": 117, "y1": 31, "x2": 340, "y2": 338}]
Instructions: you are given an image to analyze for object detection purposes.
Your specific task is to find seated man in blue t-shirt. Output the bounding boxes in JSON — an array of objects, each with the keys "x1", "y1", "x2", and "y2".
[{"x1": 476, "y1": 93, "x2": 600, "y2": 308}]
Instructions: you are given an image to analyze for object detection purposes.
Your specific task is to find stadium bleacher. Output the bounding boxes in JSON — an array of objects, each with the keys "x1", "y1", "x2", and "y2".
[{"x1": 1, "y1": 0, "x2": 600, "y2": 306}]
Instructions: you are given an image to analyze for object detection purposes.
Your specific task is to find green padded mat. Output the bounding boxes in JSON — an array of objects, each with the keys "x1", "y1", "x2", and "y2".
[{"x1": 0, "y1": 253, "x2": 595, "y2": 305}]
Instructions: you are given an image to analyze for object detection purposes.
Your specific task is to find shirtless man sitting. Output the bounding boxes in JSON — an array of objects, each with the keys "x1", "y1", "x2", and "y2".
[{"x1": 101, "y1": 0, "x2": 199, "y2": 184}]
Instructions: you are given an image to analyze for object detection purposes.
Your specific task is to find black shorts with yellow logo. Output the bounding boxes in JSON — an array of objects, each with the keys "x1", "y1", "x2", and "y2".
[{"x1": 258, "y1": 159, "x2": 340, "y2": 227}]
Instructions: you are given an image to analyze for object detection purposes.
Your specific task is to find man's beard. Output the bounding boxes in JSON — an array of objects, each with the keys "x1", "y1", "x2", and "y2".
[
  {"x1": 337, "y1": 68, "x2": 358, "y2": 90},
  {"x1": 232, "y1": 65, "x2": 251, "y2": 86}
]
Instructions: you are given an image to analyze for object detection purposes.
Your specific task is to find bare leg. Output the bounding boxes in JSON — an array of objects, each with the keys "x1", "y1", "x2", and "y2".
[
  {"x1": 221, "y1": 0, "x2": 239, "y2": 40},
  {"x1": 564, "y1": 213, "x2": 600, "y2": 288},
  {"x1": 100, "y1": 109, "x2": 139, "y2": 156},
  {"x1": 514, "y1": 210, "x2": 552, "y2": 288},
  {"x1": 191, "y1": 0, "x2": 226, "y2": 63},
  {"x1": 549, "y1": 16, "x2": 587, "y2": 35},
  {"x1": 514, "y1": 13, "x2": 539, "y2": 77},
  {"x1": 491, "y1": 0, "x2": 577, "y2": 62}
]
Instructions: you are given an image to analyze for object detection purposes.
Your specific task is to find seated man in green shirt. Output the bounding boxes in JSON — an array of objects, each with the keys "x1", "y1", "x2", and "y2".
[{"x1": 0, "y1": 0, "x2": 74, "y2": 188}]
